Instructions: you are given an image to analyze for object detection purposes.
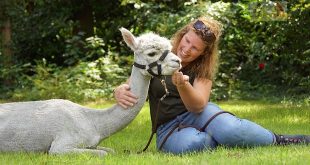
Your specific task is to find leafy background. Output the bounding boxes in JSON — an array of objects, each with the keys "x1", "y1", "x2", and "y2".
[{"x1": 0, "y1": 0, "x2": 309, "y2": 103}]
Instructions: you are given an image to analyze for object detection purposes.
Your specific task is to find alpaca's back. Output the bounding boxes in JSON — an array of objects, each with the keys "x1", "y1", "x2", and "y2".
[{"x1": 0, "y1": 99, "x2": 96, "y2": 152}]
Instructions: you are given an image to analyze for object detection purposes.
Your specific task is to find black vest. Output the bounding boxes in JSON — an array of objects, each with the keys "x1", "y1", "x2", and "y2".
[{"x1": 148, "y1": 68, "x2": 195, "y2": 131}]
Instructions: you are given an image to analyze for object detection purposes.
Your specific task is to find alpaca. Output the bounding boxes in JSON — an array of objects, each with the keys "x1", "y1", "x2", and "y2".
[{"x1": 0, "y1": 28, "x2": 181, "y2": 156}]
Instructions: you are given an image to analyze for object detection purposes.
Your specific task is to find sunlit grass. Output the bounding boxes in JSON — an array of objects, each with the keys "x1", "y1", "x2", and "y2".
[{"x1": 0, "y1": 100, "x2": 309, "y2": 164}]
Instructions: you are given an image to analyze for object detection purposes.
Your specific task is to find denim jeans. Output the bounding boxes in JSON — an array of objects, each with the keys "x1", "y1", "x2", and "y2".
[{"x1": 156, "y1": 102, "x2": 276, "y2": 154}]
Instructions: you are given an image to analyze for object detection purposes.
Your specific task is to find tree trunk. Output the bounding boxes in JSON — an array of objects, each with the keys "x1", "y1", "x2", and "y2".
[
  {"x1": 73, "y1": 3, "x2": 94, "y2": 36},
  {"x1": 1, "y1": 19, "x2": 13, "y2": 86}
]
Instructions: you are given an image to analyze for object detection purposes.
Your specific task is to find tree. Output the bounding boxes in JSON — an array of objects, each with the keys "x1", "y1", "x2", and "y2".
[{"x1": 0, "y1": 0, "x2": 13, "y2": 86}]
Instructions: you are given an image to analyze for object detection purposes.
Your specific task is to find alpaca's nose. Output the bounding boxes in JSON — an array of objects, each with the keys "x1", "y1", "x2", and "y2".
[{"x1": 172, "y1": 59, "x2": 180, "y2": 64}]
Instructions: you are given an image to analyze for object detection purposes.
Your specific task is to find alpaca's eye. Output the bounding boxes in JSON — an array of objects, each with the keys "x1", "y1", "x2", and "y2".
[{"x1": 148, "y1": 52, "x2": 156, "y2": 57}]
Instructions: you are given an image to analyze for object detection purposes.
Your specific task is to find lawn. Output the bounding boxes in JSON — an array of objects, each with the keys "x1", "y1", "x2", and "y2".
[{"x1": 0, "y1": 100, "x2": 309, "y2": 165}]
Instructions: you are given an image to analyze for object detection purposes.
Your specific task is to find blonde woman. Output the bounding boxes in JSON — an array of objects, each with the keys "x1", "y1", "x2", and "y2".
[{"x1": 114, "y1": 17, "x2": 310, "y2": 154}]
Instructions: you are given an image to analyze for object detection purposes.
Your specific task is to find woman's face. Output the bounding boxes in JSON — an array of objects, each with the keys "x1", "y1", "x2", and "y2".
[{"x1": 177, "y1": 29, "x2": 206, "y2": 67}]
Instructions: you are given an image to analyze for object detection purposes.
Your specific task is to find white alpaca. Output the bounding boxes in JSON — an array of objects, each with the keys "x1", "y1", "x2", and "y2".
[{"x1": 0, "y1": 28, "x2": 181, "y2": 156}]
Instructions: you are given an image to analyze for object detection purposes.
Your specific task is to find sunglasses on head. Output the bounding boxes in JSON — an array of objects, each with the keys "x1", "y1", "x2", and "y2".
[{"x1": 193, "y1": 20, "x2": 216, "y2": 43}]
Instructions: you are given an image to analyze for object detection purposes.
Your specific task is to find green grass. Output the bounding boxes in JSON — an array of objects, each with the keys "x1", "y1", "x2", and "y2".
[{"x1": 1, "y1": 100, "x2": 310, "y2": 164}]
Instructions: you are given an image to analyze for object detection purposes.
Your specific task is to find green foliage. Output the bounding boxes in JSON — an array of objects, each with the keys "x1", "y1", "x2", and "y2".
[
  {"x1": 11, "y1": 55, "x2": 128, "y2": 102},
  {"x1": 0, "y1": 0, "x2": 309, "y2": 101},
  {"x1": 204, "y1": 1, "x2": 310, "y2": 100},
  {"x1": 85, "y1": 35, "x2": 106, "y2": 60},
  {"x1": 231, "y1": 1, "x2": 310, "y2": 99},
  {"x1": 7, "y1": 1, "x2": 74, "y2": 65},
  {"x1": 0, "y1": 63, "x2": 32, "y2": 99},
  {"x1": 62, "y1": 32, "x2": 86, "y2": 65},
  {"x1": 62, "y1": 33, "x2": 107, "y2": 65}
]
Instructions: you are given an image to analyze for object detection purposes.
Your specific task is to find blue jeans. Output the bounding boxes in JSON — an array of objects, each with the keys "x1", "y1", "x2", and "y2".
[{"x1": 156, "y1": 102, "x2": 276, "y2": 154}]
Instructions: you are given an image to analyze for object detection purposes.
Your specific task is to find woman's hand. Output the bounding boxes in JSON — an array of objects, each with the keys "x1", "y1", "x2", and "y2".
[
  {"x1": 114, "y1": 84, "x2": 138, "y2": 109},
  {"x1": 172, "y1": 70, "x2": 190, "y2": 88},
  {"x1": 172, "y1": 70, "x2": 211, "y2": 113}
]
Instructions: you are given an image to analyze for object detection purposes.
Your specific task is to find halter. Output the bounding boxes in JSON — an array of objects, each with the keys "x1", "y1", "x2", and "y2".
[{"x1": 133, "y1": 50, "x2": 170, "y2": 77}]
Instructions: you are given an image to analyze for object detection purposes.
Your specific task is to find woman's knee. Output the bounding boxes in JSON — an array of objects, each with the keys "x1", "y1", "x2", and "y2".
[
  {"x1": 159, "y1": 128, "x2": 216, "y2": 154},
  {"x1": 190, "y1": 103, "x2": 223, "y2": 127},
  {"x1": 204, "y1": 102, "x2": 222, "y2": 113},
  {"x1": 209, "y1": 115, "x2": 244, "y2": 135}
]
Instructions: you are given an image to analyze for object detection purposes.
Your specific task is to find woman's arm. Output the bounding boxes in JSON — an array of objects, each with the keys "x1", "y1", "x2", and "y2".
[
  {"x1": 114, "y1": 78, "x2": 138, "y2": 109},
  {"x1": 172, "y1": 71, "x2": 212, "y2": 113}
]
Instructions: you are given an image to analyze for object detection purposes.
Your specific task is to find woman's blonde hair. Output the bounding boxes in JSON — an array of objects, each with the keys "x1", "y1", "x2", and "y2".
[{"x1": 171, "y1": 17, "x2": 222, "y2": 80}]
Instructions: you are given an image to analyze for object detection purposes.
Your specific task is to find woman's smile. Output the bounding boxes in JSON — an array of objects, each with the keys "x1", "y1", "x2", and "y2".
[{"x1": 179, "y1": 50, "x2": 189, "y2": 58}]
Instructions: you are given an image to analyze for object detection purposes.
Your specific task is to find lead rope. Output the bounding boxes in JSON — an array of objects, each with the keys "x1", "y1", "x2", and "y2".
[{"x1": 138, "y1": 78, "x2": 169, "y2": 153}]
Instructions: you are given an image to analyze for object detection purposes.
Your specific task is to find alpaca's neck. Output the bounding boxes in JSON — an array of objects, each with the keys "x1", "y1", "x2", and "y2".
[{"x1": 85, "y1": 67, "x2": 150, "y2": 139}]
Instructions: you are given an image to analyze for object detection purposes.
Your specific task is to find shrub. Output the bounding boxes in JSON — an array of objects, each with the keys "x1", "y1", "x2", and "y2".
[{"x1": 11, "y1": 54, "x2": 128, "y2": 102}]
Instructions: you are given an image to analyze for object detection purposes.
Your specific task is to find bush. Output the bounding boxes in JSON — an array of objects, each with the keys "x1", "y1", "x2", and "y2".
[
  {"x1": 1, "y1": 0, "x2": 308, "y2": 101},
  {"x1": 11, "y1": 54, "x2": 128, "y2": 102}
]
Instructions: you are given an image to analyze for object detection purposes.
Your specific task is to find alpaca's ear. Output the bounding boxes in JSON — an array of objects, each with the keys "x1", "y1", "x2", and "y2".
[{"x1": 120, "y1": 27, "x2": 137, "y2": 51}]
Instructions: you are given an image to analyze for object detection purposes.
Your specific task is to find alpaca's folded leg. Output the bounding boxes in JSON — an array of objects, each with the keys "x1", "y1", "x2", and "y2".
[{"x1": 49, "y1": 140, "x2": 110, "y2": 156}]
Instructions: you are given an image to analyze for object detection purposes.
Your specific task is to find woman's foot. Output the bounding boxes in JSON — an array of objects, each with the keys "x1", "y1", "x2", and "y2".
[{"x1": 275, "y1": 134, "x2": 310, "y2": 145}]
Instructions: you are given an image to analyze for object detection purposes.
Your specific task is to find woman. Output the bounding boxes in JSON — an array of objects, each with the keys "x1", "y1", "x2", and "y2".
[{"x1": 114, "y1": 17, "x2": 309, "y2": 154}]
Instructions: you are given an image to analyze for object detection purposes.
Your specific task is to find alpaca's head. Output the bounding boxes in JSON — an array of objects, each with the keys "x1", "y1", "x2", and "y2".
[{"x1": 120, "y1": 27, "x2": 181, "y2": 77}]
